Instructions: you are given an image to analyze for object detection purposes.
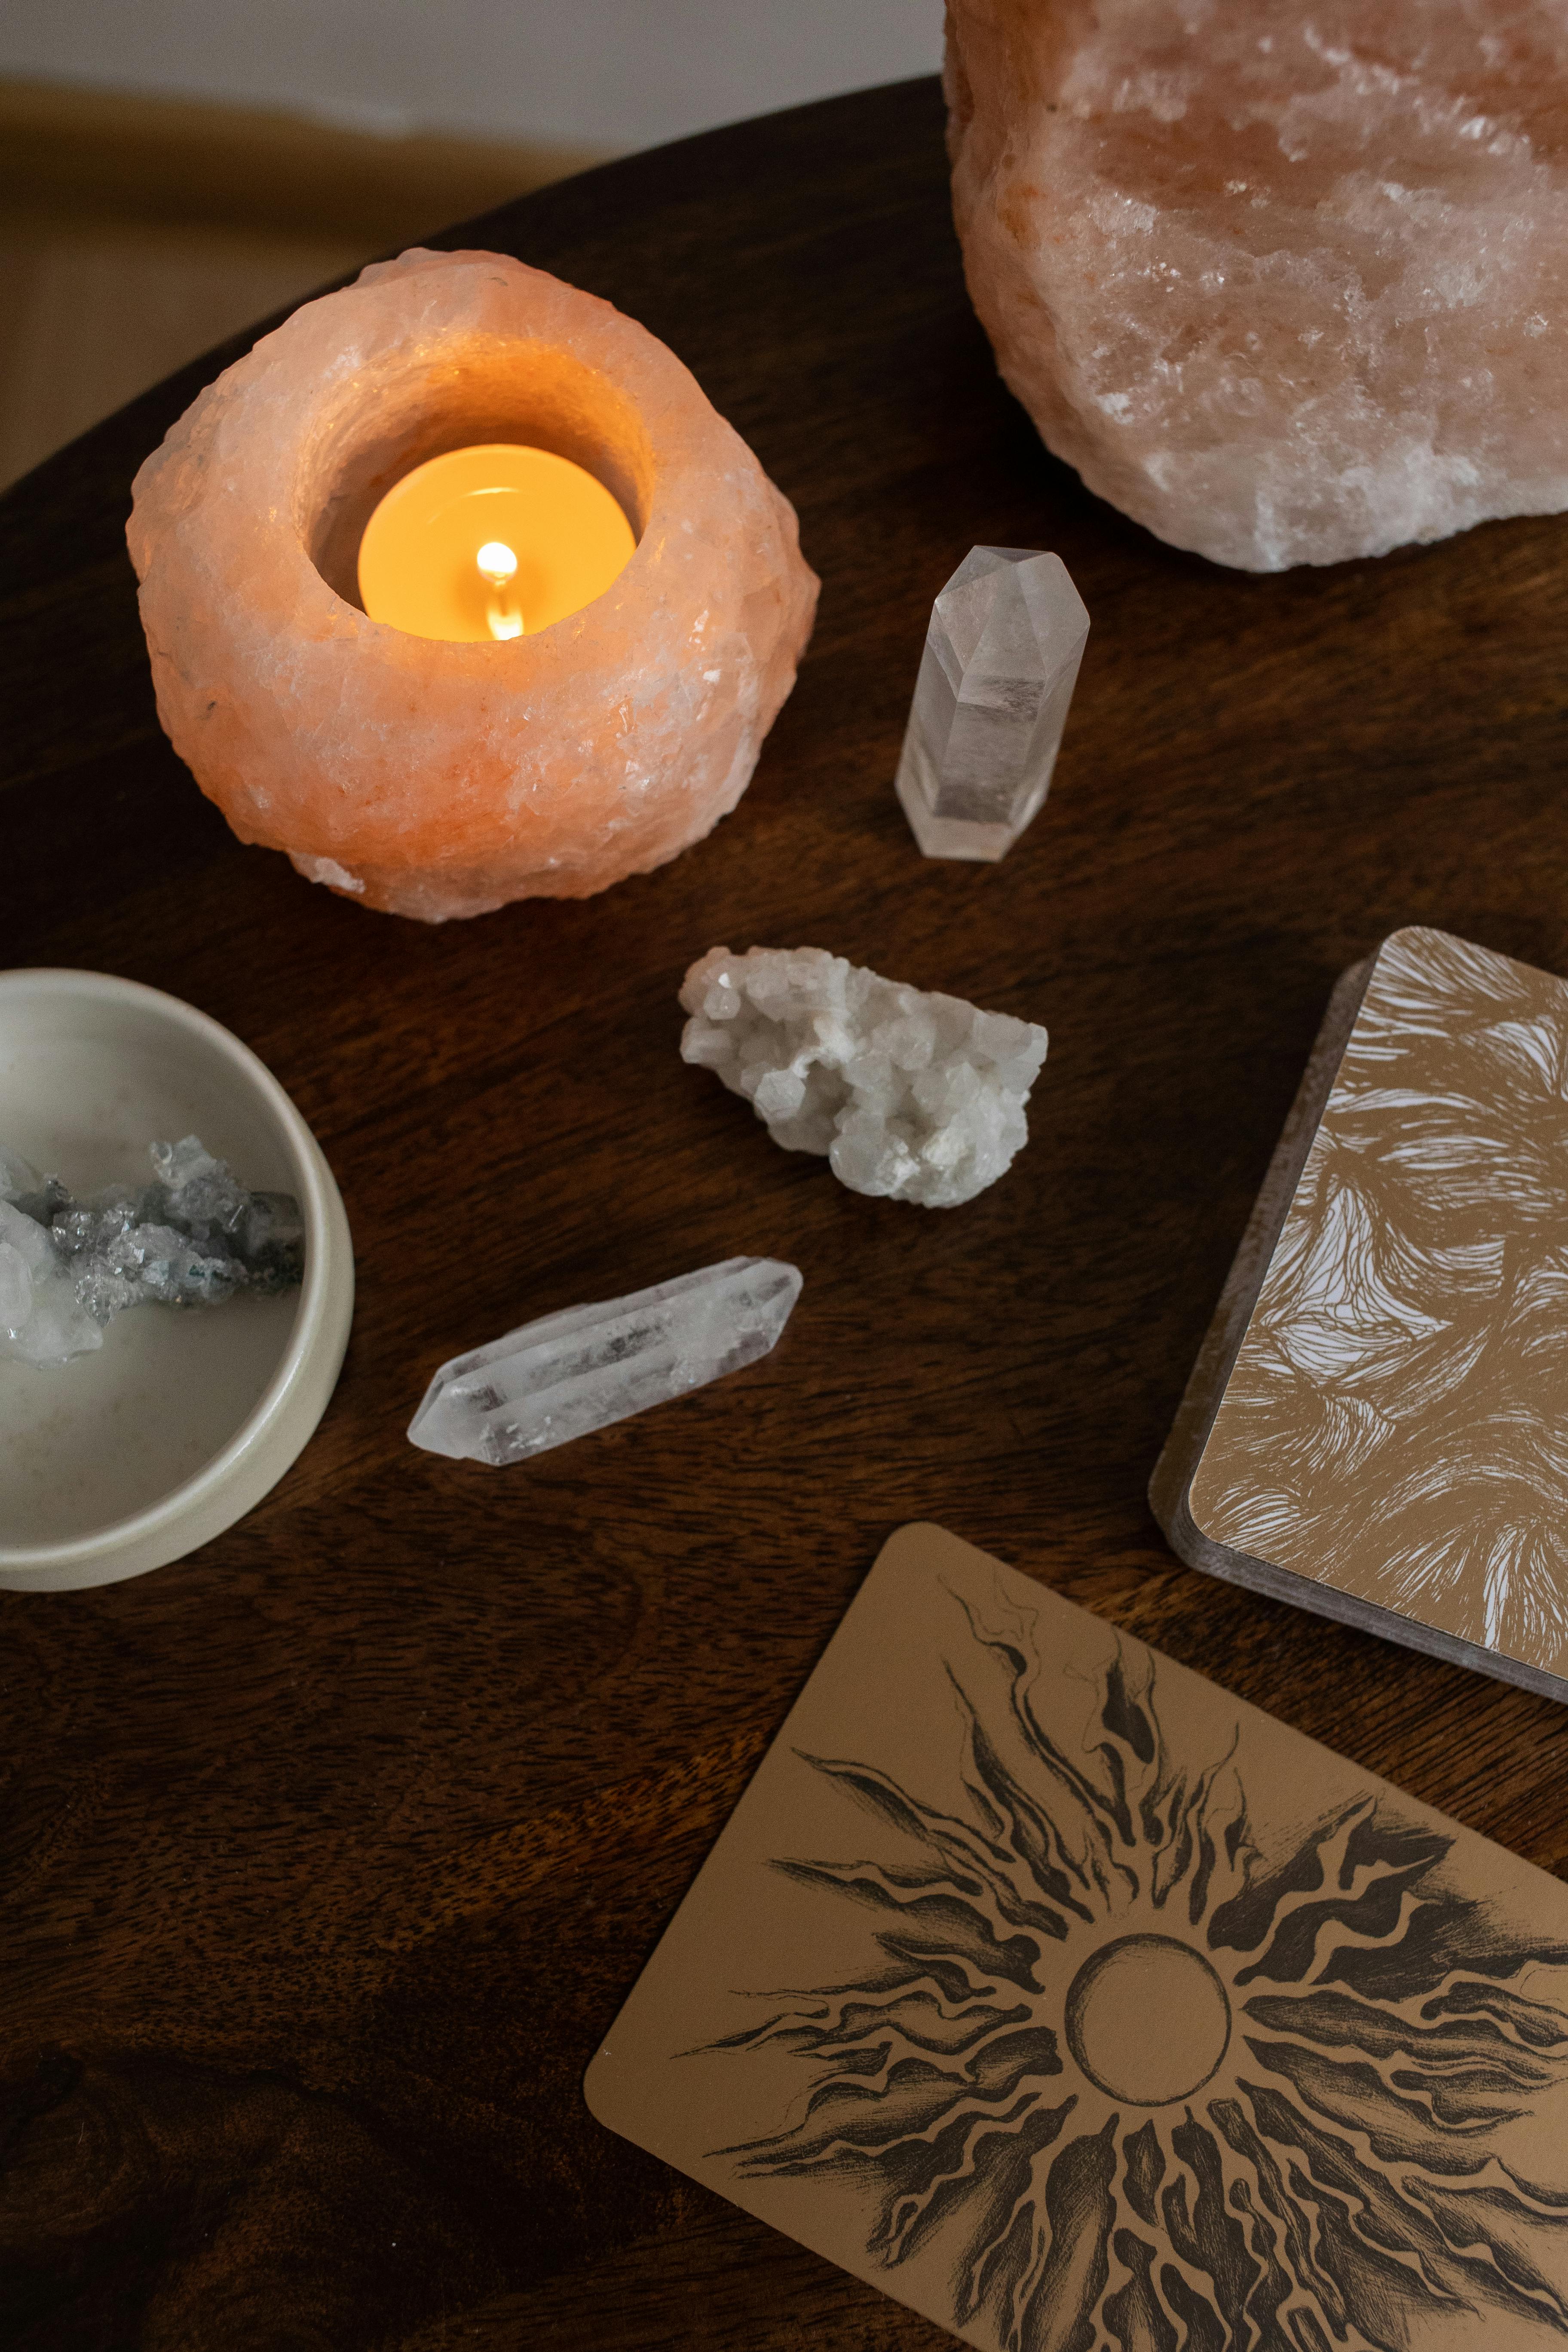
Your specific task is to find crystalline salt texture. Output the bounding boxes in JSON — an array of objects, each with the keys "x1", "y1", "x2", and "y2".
[
  {"x1": 127, "y1": 249, "x2": 819, "y2": 922},
  {"x1": 407, "y1": 1257, "x2": 802, "y2": 1467},
  {"x1": 0, "y1": 1134, "x2": 305, "y2": 1367},
  {"x1": 0, "y1": 1236, "x2": 29, "y2": 1330},
  {"x1": 680, "y1": 945, "x2": 1048, "y2": 1207},
  {"x1": 0, "y1": 1145, "x2": 41, "y2": 1200},
  {"x1": 0, "y1": 1198, "x2": 104, "y2": 1366},
  {"x1": 946, "y1": 0, "x2": 1568, "y2": 571},
  {"x1": 895, "y1": 548, "x2": 1089, "y2": 862}
]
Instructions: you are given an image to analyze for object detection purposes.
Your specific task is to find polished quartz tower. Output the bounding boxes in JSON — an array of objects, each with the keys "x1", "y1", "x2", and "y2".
[{"x1": 894, "y1": 547, "x2": 1088, "y2": 861}]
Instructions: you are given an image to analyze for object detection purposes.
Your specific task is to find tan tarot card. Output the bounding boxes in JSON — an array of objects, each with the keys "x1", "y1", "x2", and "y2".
[
  {"x1": 585, "y1": 1522, "x2": 1568, "y2": 2351},
  {"x1": 1152, "y1": 925, "x2": 1568, "y2": 1704}
]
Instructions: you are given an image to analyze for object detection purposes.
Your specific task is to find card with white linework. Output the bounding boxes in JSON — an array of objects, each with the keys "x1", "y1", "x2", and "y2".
[
  {"x1": 585, "y1": 1523, "x2": 1568, "y2": 2352},
  {"x1": 1152, "y1": 925, "x2": 1568, "y2": 1704}
]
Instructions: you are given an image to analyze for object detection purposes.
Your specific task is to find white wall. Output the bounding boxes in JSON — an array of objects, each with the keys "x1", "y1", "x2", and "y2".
[{"x1": 0, "y1": 0, "x2": 945, "y2": 148}]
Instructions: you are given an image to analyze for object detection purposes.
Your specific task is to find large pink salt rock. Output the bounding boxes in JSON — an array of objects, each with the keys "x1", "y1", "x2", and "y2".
[
  {"x1": 128, "y1": 250, "x2": 818, "y2": 920},
  {"x1": 946, "y1": 1, "x2": 1568, "y2": 570}
]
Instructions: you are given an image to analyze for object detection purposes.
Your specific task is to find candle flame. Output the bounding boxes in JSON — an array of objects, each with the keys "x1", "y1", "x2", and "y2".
[{"x1": 476, "y1": 540, "x2": 519, "y2": 588}]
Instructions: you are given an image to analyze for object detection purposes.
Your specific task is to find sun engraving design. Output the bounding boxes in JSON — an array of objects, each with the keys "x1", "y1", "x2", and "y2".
[{"x1": 707, "y1": 1586, "x2": 1568, "y2": 2350}]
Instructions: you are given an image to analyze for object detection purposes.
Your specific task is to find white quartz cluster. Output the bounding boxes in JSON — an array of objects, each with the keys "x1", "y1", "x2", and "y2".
[
  {"x1": 0, "y1": 1136, "x2": 303, "y2": 1367},
  {"x1": 409, "y1": 1257, "x2": 801, "y2": 1465},
  {"x1": 679, "y1": 946, "x2": 1048, "y2": 1207}
]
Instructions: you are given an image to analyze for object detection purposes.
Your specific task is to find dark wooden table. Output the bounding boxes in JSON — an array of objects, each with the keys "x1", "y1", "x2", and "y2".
[{"x1": 5, "y1": 73, "x2": 1568, "y2": 2352}]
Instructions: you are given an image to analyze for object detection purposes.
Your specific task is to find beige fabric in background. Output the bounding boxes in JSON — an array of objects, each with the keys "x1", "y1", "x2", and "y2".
[
  {"x1": 0, "y1": 79, "x2": 604, "y2": 490},
  {"x1": 0, "y1": 218, "x2": 364, "y2": 489}
]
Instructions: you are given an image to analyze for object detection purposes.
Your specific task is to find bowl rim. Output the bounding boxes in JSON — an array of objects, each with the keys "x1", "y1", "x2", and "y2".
[{"x1": 0, "y1": 966, "x2": 345, "y2": 1572}]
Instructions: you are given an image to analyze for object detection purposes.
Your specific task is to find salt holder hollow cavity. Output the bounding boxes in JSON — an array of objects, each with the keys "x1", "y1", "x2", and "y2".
[{"x1": 127, "y1": 248, "x2": 820, "y2": 922}]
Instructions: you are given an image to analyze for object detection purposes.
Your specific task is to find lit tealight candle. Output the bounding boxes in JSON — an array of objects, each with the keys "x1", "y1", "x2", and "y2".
[
  {"x1": 357, "y1": 442, "x2": 636, "y2": 643},
  {"x1": 475, "y1": 539, "x2": 523, "y2": 638}
]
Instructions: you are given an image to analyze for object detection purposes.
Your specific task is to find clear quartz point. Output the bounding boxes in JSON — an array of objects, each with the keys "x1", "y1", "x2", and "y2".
[
  {"x1": 894, "y1": 546, "x2": 1089, "y2": 861},
  {"x1": 407, "y1": 1256, "x2": 802, "y2": 1467}
]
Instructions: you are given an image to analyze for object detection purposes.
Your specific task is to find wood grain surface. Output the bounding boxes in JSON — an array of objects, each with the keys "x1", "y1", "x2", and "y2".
[{"x1": 3, "y1": 72, "x2": 1568, "y2": 2352}]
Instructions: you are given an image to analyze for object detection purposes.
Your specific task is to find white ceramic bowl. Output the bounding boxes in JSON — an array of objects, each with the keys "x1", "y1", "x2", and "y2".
[{"x1": 0, "y1": 969, "x2": 354, "y2": 1591}]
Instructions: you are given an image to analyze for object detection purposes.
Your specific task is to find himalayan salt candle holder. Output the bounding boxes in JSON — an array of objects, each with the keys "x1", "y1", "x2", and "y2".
[{"x1": 127, "y1": 249, "x2": 819, "y2": 922}]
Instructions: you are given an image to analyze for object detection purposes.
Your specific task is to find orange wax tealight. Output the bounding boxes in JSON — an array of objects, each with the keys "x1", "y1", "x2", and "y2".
[{"x1": 357, "y1": 443, "x2": 636, "y2": 642}]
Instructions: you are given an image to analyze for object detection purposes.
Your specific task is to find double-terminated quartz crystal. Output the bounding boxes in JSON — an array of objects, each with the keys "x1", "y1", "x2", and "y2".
[
  {"x1": 680, "y1": 946, "x2": 1048, "y2": 1207},
  {"x1": 895, "y1": 548, "x2": 1089, "y2": 862},
  {"x1": 408, "y1": 1258, "x2": 801, "y2": 1466},
  {"x1": 0, "y1": 1136, "x2": 303, "y2": 1367}
]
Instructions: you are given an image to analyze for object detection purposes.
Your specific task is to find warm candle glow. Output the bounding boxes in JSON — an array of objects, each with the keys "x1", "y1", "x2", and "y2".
[
  {"x1": 357, "y1": 444, "x2": 636, "y2": 643},
  {"x1": 129, "y1": 246, "x2": 818, "y2": 920},
  {"x1": 477, "y1": 541, "x2": 524, "y2": 637},
  {"x1": 476, "y1": 540, "x2": 518, "y2": 586}
]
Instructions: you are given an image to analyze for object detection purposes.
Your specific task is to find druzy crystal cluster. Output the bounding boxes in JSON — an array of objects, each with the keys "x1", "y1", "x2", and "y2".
[
  {"x1": 409, "y1": 1258, "x2": 801, "y2": 1465},
  {"x1": 0, "y1": 1137, "x2": 303, "y2": 1367},
  {"x1": 895, "y1": 547, "x2": 1088, "y2": 861},
  {"x1": 127, "y1": 250, "x2": 818, "y2": 921},
  {"x1": 946, "y1": 0, "x2": 1568, "y2": 569},
  {"x1": 680, "y1": 946, "x2": 1048, "y2": 1207}
]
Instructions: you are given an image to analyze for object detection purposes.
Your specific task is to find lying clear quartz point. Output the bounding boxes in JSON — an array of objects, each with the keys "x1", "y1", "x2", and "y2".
[
  {"x1": 895, "y1": 546, "x2": 1089, "y2": 861},
  {"x1": 0, "y1": 1135, "x2": 304, "y2": 1367},
  {"x1": 407, "y1": 1257, "x2": 802, "y2": 1467}
]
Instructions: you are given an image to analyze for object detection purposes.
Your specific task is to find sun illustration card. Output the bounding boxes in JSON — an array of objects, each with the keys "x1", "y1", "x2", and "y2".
[
  {"x1": 585, "y1": 1522, "x2": 1568, "y2": 2352},
  {"x1": 1153, "y1": 926, "x2": 1568, "y2": 1704}
]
